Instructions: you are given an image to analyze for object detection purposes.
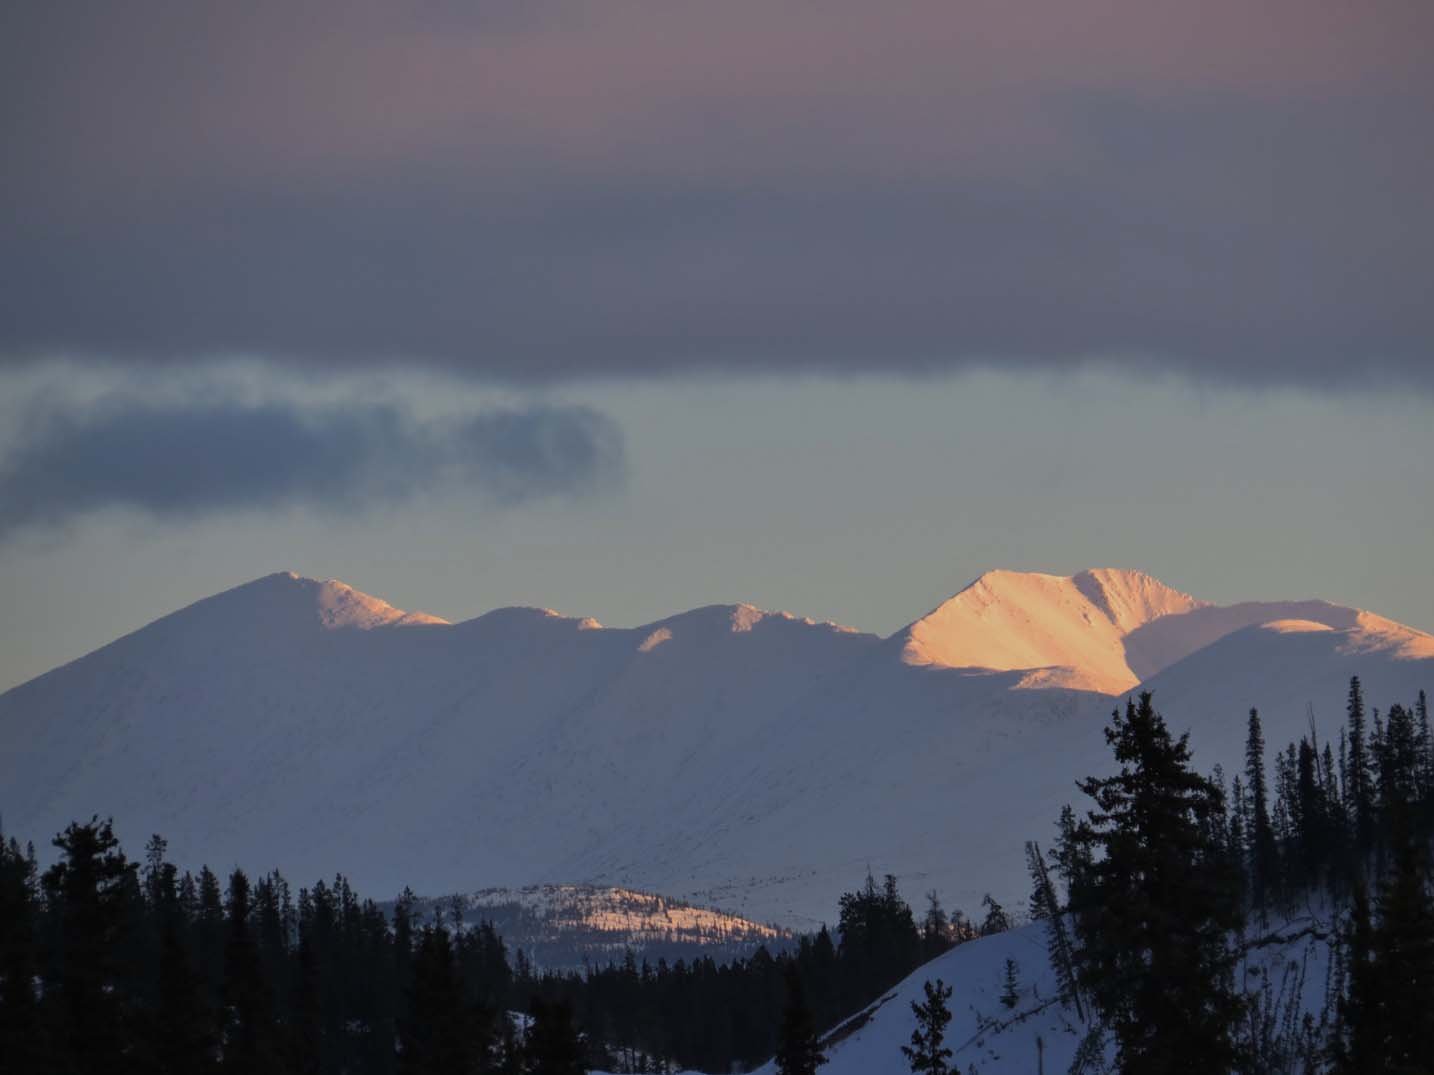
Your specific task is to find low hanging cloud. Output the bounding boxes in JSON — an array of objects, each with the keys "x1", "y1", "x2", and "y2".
[{"x1": 0, "y1": 396, "x2": 625, "y2": 538}]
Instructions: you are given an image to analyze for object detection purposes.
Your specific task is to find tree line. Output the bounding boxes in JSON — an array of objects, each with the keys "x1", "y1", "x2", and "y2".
[
  {"x1": 0, "y1": 819, "x2": 585, "y2": 1075},
  {"x1": 0, "y1": 812, "x2": 1005, "y2": 1073}
]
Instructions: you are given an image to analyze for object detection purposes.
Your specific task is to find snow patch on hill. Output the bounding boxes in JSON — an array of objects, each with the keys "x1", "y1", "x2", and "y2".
[
  {"x1": 403, "y1": 884, "x2": 792, "y2": 970},
  {"x1": 416, "y1": 884, "x2": 791, "y2": 970}
]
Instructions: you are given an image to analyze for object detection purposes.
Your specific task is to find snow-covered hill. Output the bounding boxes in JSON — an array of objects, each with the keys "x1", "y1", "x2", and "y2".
[
  {"x1": 402, "y1": 884, "x2": 793, "y2": 971},
  {"x1": 1, "y1": 568, "x2": 1429, "y2": 926},
  {"x1": 752, "y1": 910, "x2": 1335, "y2": 1074}
]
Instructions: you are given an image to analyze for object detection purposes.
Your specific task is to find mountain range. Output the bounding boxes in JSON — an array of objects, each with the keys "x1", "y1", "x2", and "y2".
[{"x1": 2, "y1": 568, "x2": 1430, "y2": 927}]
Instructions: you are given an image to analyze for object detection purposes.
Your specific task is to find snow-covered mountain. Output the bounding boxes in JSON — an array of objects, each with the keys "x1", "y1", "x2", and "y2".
[
  {"x1": 898, "y1": 567, "x2": 1207, "y2": 693},
  {"x1": 1, "y1": 569, "x2": 1429, "y2": 927}
]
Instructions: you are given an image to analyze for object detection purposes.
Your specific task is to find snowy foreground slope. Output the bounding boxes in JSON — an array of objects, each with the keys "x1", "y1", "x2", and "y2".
[
  {"x1": 1, "y1": 568, "x2": 1430, "y2": 926},
  {"x1": 752, "y1": 912, "x2": 1334, "y2": 1075}
]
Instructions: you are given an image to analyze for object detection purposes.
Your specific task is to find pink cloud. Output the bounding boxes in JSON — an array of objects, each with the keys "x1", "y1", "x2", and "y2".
[{"x1": 16, "y1": 0, "x2": 1430, "y2": 193}]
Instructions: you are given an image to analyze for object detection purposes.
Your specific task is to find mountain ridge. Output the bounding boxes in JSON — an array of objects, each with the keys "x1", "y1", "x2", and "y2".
[
  {"x1": 2, "y1": 566, "x2": 1429, "y2": 925},
  {"x1": 50, "y1": 565, "x2": 1426, "y2": 681}
]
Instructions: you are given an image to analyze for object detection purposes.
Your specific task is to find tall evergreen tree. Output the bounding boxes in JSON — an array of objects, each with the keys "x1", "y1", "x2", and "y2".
[
  {"x1": 154, "y1": 906, "x2": 217, "y2": 1074},
  {"x1": 773, "y1": 964, "x2": 825, "y2": 1075},
  {"x1": 979, "y1": 893, "x2": 1010, "y2": 936},
  {"x1": 1415, "y1": 689, "x2": 1433, "y2": 803},
  {"x1": 1322, "y1": 743, "x2": 1345, "y2": 842},
  {"x1": 221, "y1": 868, "x2": 276, "y2": 1073},
  {"x1": 1370, "y1": 808, "x2": 1434, "y2": 1070},
  {"x1": 1052, "y1": 803, "x2": 1092, "y2": 902},
  {"x1": 1070, "y1": 694, "x2": 1246, "y2": 1074},
  {"x1": 1379, "y1": 704, "x2": 1420, "y2": 814},
  {"x1": 1333, "y1": 883, "x2": 1379, "y2": 1073},
  {"x1": 1244, "y1": 709, "x2": 1278, "y2": 913},
  {"x1": 900, "y1": 979, "x2": 953, "y2": 1075},
  {"x1": 1336, "y1": 807, "x2": 1434, "y2": 1072},
  {"x1": 196, "y1": 866, "x2": 226, "y2": 1010},
  {"x1": 288, "y1": 925, "x2": 322, "y2": 1075},
  {"x1": 1026, "y1": 840, "x2": 1083, "y2": 1021},
  {"x1": 921, "y1": 891, "x2": 949, "y2": 959},
  {"x1": 1227, "y1": 774, "x2": 1247, "y2": 872},
  {"x1": 0, "y1": 833, "x2": 44, "y2": 1074},
  {"x1": 400, "y1": 925, "x2": 471, "y2": 1075},
  {"x1": 1294, "y1": 737, "x2": 1330, "y2": 888},
  {"x1": 41, "y1": 817, "x2": 139, "y2": 1074},
  {"x1": 1347, "y1": 676, "x2": 1374, "y2": 854},
  {"x1": 526, "y1": 996, "x2": 586, "y2": 1075}
]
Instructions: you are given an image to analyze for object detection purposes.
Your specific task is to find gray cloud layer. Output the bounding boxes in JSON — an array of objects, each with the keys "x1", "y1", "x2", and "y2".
[
  {"x1": 0, "y1": 397, "x2": 624, "y2": 537},
  {"x1": 2, "y1": 3, "x2": 1431, "y2": 388}
]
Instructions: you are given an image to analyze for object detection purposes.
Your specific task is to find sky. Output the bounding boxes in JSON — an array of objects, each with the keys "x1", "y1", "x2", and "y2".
[{"x1": 1, "y1": 2, "x2": 1431, "y2": 690}]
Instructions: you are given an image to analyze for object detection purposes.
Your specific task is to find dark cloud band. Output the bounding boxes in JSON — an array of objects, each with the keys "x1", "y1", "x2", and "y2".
[
  {"x1": 2, "y1": 2, "x2": 1431, "y2": 389},
  {"x1": 0, "y1": 398, "x2": 625, "y2": 538}
]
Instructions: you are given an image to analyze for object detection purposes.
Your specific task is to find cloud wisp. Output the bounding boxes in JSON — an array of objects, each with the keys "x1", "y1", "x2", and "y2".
[{"x1": 0, "y1": 396, "x2": 625, "y2": 538}]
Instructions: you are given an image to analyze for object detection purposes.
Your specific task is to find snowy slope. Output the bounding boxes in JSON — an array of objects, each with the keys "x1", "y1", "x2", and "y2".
[
  {"x1": 752, "y1": 911, "x2": 1335, "y2": 1075},
  {"x1": 1, "y1": 568, "x2": 1429, "y2": 926}
]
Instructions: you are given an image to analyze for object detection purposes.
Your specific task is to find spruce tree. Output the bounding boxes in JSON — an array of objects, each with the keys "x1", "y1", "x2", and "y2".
[
  {"x1": 289, "y1": 926, "x2": 321, "y2": 1075},
  {"x1": 1026, "y1": 840, "x2": 1082, "y2": 1020},
  {"x1": 1244, "y1": 709, "x2": 1278, "y2": 913},
  {"x1": 221, "y1": 868, "x2": 275, "y2": 1073},
  {"x1": 1052, "y1": 804, "x2": 1091, "y2": 901},
  {"x1": 1371, "y1": 808, "x2": 1434, "y2": 1070},
  {"x1": 154, "y1": 908, "x2": 216, "y2": 1074},
  {"x1": 1322, "y1": 741, "x2": 1346, "y2": 864},
  {"x1": 1000, "y1": 959, "x2": 1020, "y2": 1010},
  {"x1": 1379, "y1": 704, "x2": 1420, "y2": 813},
  {"x1": 1336, "y1": 807, "x2": 1434, "y2": 1072},
  {"x1": 921, "y1": 891, "x2": 950, "y2": 959},
  {"x1": 401, "y1": 924, "x2": 473, "y2": 1075},
  {"x1": 901, "y1": 978, "x2": 953, "y2": 1075},
  {"x1": 1417, "y1": 690, "x2": 1432, "y2": 802},
  {"x1": 526, "y1": 996, "x2": 586, "y2": 1075},
  {"x1": 1294, "y1": 737, "x2": 1329, "y2": 887},
  {"x1": 1333, "y1": 882, "x2": 1379, "y2": 1073},
  {"x1": 979, "y1": 893, "x2": 1010, "y2": 936},
  {"x1": 774, "y1": 964, "x2": 825, "y2": 1075},
  {"x1": 0, "y1": 833, "x2": 43, "y2": 1074},
  {"x1": 806, "y1": 926, "x2": 839, "y2": 1028},
  {"x1": 1070, "y1": 693, "x2": 1246, "y2": 1074},
  {"x1": 1347, "y1": 677, "x2": 1374, "y2": 854},
  {"x1": 196, "y1": 866, "x2": 226, "y2": 1009},
  {"x1": 1227, "y1": 774, "x2": 1246, "y2": 866},
  {"x1": 41, "y1": 817, "x2": 138, "y2": 1073}
]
